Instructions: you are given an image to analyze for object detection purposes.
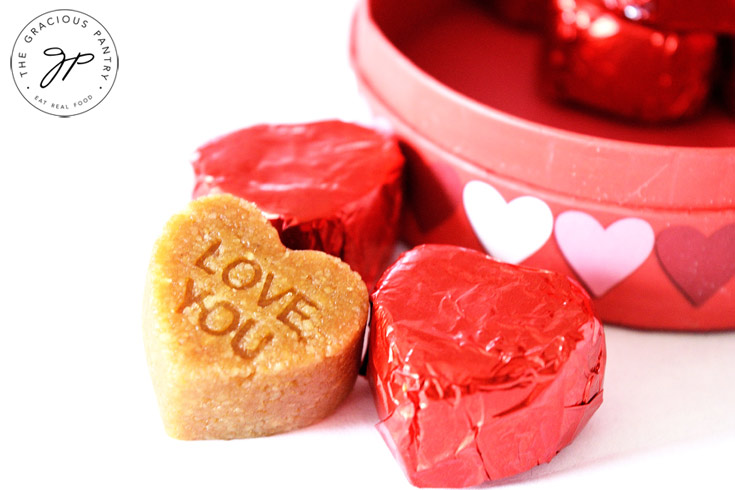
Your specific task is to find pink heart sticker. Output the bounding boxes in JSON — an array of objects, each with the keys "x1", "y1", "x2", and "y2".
[
  {"x1": 655, "y1": 224, "x2": 735, "y2": 306},
  {"x1": 555, "y1": 211, "x2": 654, "y2": 297}
]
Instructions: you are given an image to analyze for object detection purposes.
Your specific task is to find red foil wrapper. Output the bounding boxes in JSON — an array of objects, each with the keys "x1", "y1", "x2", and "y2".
[
  {"x1": 603, "y1": 0, "x2": 735, "y2": 33},
  {"x1": 545, "y1": 0, "x2": 717, "y2": 122},
  {"x1": 368, "y1": 245, "x2": 605, "y2": 488},
  {"x1": 192, "y1": 121, "x2": 404, "y2": 288}
]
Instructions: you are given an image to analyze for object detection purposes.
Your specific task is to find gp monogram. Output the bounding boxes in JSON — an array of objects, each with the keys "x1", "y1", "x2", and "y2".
[{"x1": 11, "y1": 9, "x2": 119, "y2": 117}]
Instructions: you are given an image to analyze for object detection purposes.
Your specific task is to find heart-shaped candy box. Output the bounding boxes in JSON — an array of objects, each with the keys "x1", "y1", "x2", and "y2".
[{"x1": 351, "y1": 0, "x2": 735, "y2": 330}]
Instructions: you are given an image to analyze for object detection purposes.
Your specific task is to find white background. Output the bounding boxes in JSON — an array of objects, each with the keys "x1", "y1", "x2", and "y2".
[{"x1": 2, "y1": 1, "x2": 734, "y2": 489}]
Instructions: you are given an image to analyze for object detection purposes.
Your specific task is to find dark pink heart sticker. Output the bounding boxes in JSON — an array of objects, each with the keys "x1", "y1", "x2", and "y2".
[{"x1": 655, "y1": 224, "x2": 735, "y2": 306}]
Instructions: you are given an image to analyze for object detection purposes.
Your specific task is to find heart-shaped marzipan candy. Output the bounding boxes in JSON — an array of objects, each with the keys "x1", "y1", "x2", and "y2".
[{"x1": 143, "y1": 194, "x2": 369, "y2": 439}]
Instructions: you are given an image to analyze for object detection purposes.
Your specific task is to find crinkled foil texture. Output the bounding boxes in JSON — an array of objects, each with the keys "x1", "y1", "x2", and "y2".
[
  {"x1": 603, "y1": 0, "x2": 735, "y2": 33},
  {"x1": 192, "y1": 121, "x2": 404, "y2": 288},
  {"x1": 545, "y1": 0, "x2": 717, "y2": 122},
  {"x1": 368, "y1": 245, "x2": 606, "y2": 488}
]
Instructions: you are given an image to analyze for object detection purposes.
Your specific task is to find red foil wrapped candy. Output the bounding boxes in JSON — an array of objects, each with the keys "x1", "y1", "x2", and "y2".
[
  {"x1": 602, "y1": 0, "x2": 735, "y2": 34},
  {"x1": 192, "y1": 121, "x2": 404, "y2": 288},
  {"x1": 545, "y1": 0, "x2": 718, "y2": 122},
  {"x1": 368, "y1": 245, "x2": 606, "y2": 488}
]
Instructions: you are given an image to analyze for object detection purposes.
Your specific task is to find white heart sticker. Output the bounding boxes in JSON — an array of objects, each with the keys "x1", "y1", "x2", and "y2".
[{"x1": 462, "y1": 180, "x2": 553, "y2": 264}]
